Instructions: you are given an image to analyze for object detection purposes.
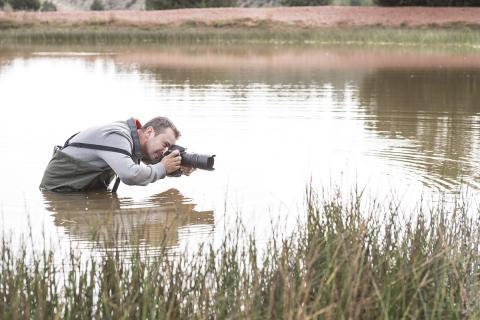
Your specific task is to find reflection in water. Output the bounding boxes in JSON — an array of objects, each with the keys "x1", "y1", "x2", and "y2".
[
  {"x1": 359, "y1": 69, "x2": 480, "y2": 190},
  {"x1": 42, "y1": 189, "x2": 214, "y2": 249},
  {"x1": 125, "y1": 48, "x2": 367, "y2": 94},
  {"x1": 122, "y1": 47, "x2": 480, "y2": 191}
]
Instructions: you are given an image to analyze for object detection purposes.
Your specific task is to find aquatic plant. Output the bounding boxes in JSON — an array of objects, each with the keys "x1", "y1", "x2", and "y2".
[
  {"x1": 1, "y1": 26, "x2": 480, "y2": 50},
  {"x1": 1, "y1": 188, "x2": 480, "y2": 319}
]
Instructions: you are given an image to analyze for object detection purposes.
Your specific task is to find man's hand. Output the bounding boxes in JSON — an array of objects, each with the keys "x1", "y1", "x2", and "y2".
[
  {"x1": 180, "y1": 166, "x2": 196, "y2": 176},
  {"x1": 161, "y1": 150, "x2": 181, "y2": 175}
]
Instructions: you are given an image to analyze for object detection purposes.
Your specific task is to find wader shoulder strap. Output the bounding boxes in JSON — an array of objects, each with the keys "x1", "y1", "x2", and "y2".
[
  {"x1": 62, "y1": 120, "x2": 141, "y2": 193},
  {"x1": 66, "y1": 142, "x2": 132, "y2": 157},
  {"x1": 63, "y1": 132, "x2": 79, "y2": 149},
  {"x1": 63, "y1": 132, "x2": 133, "y2": 157},
  {"x1": 112, "y1": 117, "x2": 143, "y2": 193}
]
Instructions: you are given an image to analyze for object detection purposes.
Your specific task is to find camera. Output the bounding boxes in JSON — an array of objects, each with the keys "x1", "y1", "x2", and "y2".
[{"x1": 163, "y1": 145, "x2": 215, "y2": 177}]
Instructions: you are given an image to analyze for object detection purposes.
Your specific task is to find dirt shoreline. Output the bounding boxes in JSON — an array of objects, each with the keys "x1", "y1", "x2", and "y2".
[{"x1": 1, "y1": 6, "x2": 480, "y2": 29}]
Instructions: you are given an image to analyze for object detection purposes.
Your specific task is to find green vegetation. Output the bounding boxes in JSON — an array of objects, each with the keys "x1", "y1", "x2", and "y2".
[
  {"x1": 40, "y1": 0, "x2": 56, "y2": 11},
  {"x1": 0, "y1": 0, "x2": 4, "y2": 9},
  {"x1": 281, "y1": 0, "x2": 331, "y2": 6},
  {"x1": 338, "y1": 0, "x2": 364, "y2": 5},
  {"x1": 2, "y1": 189, "x2": 480, "y2": 318},
  {"x1": 0, "y1": 26, "x2": 480, "y2": 49},
  {"x1": 146, "y1": 0, "x2": 237, "y2": 10},
  {"x1": 375, "y1": 0, "x2": 480, "y2": 6},
  {"x1": 90, "y1": 0, "x2": 105, "y2": 10},
  {"x1": 9, "y1": 0, "x2": 40, "y2": 10}
]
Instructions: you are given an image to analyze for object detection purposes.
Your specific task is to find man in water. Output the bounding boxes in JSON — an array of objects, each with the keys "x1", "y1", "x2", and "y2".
[{"x1": 40, "y1": 116, "x2": 193, "y2": 192}]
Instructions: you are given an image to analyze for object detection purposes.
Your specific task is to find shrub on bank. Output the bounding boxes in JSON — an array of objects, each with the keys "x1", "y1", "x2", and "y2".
[
  {"x1": 146, "y1": 0, "x2": 237, "y2": 10},
  {"x1": 0, "y1": 0, "x2": 4, "y2": 9},
  {"x1": 281, "y1": 0, "x2": 331, "y2": 6},
  {"x1": 9, "y1": 0, "x2": 40, "y2": 10},
  {"x1": 40, "y1": 0, "x2": 56, "y2": 11},
  {"x1": 90, "y1": 0, "x2": 105, "y2": 10}
]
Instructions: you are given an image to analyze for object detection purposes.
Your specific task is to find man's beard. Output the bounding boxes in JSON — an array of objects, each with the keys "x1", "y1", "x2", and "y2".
[{"x1": 142, "y1": 155, "x2": 161, "y2": 165}]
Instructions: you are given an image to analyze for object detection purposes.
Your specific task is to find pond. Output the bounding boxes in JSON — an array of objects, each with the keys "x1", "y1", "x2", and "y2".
[{"x1": 1, "y1": 44, "x2": 479, "y2": 254}]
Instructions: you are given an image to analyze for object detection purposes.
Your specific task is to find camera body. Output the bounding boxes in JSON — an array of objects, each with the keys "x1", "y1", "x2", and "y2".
[{"x1": 163, "y1": 145, "x2": 215, "y2": 177}]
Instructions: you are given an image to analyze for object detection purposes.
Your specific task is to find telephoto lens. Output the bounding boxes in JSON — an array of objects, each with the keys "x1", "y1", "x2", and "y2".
[
  {"x1": 164, "y1": 145, "x2": 215, "y2": 176},
  {"x1": 181, "y1": 152, "x2": 215, "y2": 171}
]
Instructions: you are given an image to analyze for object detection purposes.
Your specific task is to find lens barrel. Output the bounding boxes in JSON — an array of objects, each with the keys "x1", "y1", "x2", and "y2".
[{"x1": 181, "y1": 152, "x2": 215, "y2": 171}]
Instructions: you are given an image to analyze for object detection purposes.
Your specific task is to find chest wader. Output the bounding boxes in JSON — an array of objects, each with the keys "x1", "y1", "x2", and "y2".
[{"x1": 39, "y1": 118, "x2": 143, "y2": 193}]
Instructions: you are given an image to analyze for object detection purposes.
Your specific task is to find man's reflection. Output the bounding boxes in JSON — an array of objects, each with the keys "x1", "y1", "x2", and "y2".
[{"x1": 42, "y1": 188, "x2": 214, "y2": 249}]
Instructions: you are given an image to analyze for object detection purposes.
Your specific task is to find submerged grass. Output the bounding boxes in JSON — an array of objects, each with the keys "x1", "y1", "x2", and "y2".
[
  {"x1": 2, "y1": 188, "x2": 480, "y2": 319},
  {"x1": 0, "y1": 25, "x2": 480, "y2": 48}
]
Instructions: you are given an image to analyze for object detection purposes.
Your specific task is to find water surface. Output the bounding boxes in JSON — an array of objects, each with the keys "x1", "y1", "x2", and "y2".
[{"x1": 1, "y1": 45, "x2": 479, "y2": 253}]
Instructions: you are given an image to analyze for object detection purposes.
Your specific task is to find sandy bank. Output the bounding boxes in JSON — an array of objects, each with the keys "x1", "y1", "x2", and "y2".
[{"x1": 1, "y1": 7, "x2": 480, "y2": 28}]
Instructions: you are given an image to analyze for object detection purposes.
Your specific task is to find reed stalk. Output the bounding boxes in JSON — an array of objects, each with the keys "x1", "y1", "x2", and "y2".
[{"x1": 1, "y1": 188, "x2": 479, "y2": 319}]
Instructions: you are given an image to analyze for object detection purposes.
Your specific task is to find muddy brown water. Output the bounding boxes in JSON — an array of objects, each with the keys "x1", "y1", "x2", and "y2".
[{"x1": 1, "y1": 45, "x2": 479, "y2": 254}]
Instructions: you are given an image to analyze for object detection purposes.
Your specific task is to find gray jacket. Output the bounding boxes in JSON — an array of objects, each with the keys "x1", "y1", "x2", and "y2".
[{"x1": 40, "y1": 120, "x2": 166, "y2": 191}]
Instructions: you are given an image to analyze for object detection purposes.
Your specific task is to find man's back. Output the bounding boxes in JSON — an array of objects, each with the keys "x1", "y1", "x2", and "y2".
[{"x1": 63, "y1": 121, "x2": 134, "y2": 170}]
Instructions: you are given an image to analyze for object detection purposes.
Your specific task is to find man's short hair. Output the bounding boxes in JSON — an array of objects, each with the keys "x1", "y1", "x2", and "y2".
[{"x1": 142, "y1": 117, "x2": 181, "y2": 139}]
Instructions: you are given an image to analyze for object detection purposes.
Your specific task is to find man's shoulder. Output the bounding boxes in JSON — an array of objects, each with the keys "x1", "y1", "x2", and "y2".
[
  {"x1": 102, "y1": 121, "x2": 131, "y2": 138},
  {"x1": 72, "y1": 120, "x2": 132, "y2": 146}
]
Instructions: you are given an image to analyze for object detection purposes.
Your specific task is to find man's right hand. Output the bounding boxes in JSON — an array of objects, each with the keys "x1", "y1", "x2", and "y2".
[{"x1": 161, "y1": 150, "x2": 181, "y2": 174}]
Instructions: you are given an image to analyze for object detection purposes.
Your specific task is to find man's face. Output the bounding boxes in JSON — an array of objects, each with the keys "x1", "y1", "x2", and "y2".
[{"x1": 143, "y1": 127, "x2": 177, "y2": 163}]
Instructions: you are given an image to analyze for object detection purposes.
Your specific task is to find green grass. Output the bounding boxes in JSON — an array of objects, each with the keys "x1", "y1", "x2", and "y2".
[
  {"x1": 0, "y1": 25, "x2": 480, "y2": 48},
  {"x1": 2, "y1": 188, "x2": 480, "y2": 319}
]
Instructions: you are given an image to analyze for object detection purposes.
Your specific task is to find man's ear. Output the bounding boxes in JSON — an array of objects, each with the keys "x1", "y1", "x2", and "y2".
[{"x1": 146, "y1": 126, "x2": 155, "y2": 137}]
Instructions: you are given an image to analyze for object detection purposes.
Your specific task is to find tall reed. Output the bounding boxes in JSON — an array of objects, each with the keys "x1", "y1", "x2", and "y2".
[
  {"x1": 1, "y1": 188, "x2": 480, "y2": 319},
  {"x1": 1, "y1": 26, "x2": 480, "y2": 48}
]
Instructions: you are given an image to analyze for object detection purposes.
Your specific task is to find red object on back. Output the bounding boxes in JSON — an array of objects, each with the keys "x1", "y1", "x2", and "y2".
[{"x1": 135, "y1": 119, "x2": 142, "y2": 129}]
